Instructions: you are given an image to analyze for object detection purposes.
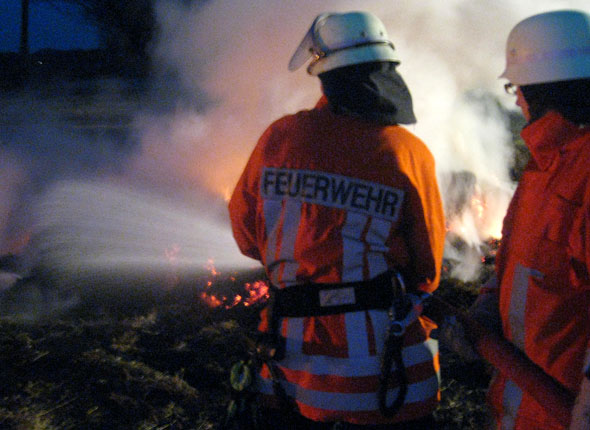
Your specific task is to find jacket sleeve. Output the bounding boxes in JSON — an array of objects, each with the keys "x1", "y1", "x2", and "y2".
[
  {"x1": 228, "y1": 140, "x2": 265, "y2": 262},
  {"x1": 397, "y1": 144, "x2": 446, "y2": 293}
]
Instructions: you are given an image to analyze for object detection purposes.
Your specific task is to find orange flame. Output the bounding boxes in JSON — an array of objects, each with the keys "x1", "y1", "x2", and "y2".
[
  {"x1": 199, "y1": 258, "x2": 269, "y2": 309},
  {"x1": 471, "y1": 196, "x2": 485, "y2": 220}
]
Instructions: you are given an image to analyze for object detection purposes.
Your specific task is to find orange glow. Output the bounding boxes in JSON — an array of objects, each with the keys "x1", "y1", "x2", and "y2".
[
  {"x1": 199, "y1": 292, "x2": 224, "y2": 307},
  {"x1": 446, "y1": 190, "x2": 503, "y2": 242},
  {"x1": 206, "y1": 258, "x2": 220, "y2": 276},
  {"x1": 222, "y1": 187, "x2": 232, "y2": 203},
  {"x1": 243, "y1": 280, "x2": 270, "y2": 305},
  {"x1": 471, "y1": 196, "x2": 485, "y2": 220},
  {"x1": 199, "y1": 258, "x2": 269, "y2": 309}
]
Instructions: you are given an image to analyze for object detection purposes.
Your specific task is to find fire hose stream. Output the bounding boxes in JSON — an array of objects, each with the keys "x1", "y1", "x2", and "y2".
[{"x1": 425, "y1": 296, "x2": 576, "y2": 426}]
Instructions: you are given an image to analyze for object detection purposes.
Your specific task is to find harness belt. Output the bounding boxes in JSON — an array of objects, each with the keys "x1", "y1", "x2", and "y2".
[
  {"x1": 271, "y1": 271, "x2": 394, "y2": 318},
  {"x1": 260, "y1": 271, "x2": 420, "y2": 419}
]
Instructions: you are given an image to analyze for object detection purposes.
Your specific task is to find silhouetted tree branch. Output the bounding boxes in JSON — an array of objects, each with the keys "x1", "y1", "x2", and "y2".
[
  {"x1": 20, "y1": 0, "x2": 30, "y2": 56},
  {"x1": 36, "y1": 0, "x2": 160, "y2": 75}
]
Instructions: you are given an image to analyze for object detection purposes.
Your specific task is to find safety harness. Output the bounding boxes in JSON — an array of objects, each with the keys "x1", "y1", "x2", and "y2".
[
  {"x1": 223, "y1": 271, "x2": 430, "y2": 428},
  {"x1": 378, "y1": 272, "x2": 431, "y2": 417}
]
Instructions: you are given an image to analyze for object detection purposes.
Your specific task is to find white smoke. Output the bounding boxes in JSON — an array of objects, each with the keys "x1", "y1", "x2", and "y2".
[
  {"x1": 0, "y1": 149, "x2": 26, "y2": 255},
  {"x1": 145, "y1": 0, "x2": 588, "y2": 280},
  {"x1": 1, "y1": 0, "x2": 588, "y2": 288}
]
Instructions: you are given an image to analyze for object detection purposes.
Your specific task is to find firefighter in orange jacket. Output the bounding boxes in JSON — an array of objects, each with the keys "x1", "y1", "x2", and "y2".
[
  {"x1": 228, "y1": 11, "x2": 445, "y2": 430},
  {"x1": 448, "y1": 9, "x2": 590, "y2": 430}
]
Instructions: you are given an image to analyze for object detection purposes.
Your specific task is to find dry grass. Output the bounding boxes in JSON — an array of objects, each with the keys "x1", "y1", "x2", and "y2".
[{"x1": 0, "y1": 268, "x2": 493, "y2": 429}]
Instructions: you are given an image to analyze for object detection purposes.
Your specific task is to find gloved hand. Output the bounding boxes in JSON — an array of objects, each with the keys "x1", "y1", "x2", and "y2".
[
  {"x1": 570, "y1": 374, "x2": 590, "y2": 430},
  {"x1": 468, "y1": 292, "x2": 502, "y2": 334},
  {"x1": 437, "y1": 313, "x2": 480, "y2": 362},
  {"x1": 437, "y1": 291, "x2": 502, "y2": 362}
]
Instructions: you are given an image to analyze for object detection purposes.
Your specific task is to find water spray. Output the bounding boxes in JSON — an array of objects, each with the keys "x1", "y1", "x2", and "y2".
[{"x1": 27, "y1": 179, "x2": 257, "y2": 283}]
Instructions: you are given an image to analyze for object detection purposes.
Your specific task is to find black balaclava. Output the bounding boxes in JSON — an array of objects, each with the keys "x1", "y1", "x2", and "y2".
[
  {"x1": 521, "y1": 78, "x2": 590, "y2": 125},
  {"x1": 319, "y1": 61, "x2": 416, "y2": 125}
]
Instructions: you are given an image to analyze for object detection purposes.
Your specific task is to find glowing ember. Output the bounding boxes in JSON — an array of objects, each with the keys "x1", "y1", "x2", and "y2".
[
  {"x1": 199, "y1": 291, "x2": 224, "y2": 307},
  {"x1": 206, "y1": 258, "x2": 219, "y2": 276},
  {"x1": 199, "y1": 259, "x2": 269, "y2": 309},
  {"x1": 243, "y1": 280, "x2": 270, "y2": 306}
]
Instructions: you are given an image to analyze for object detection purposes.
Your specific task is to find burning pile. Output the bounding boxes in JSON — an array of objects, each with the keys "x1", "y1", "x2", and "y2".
[
  {"x1": 198, "y1": 259, "x2": 269, "y2": 309},
  {"x1": 442, "y1": 170, "x2": 508, "y2": 281}
]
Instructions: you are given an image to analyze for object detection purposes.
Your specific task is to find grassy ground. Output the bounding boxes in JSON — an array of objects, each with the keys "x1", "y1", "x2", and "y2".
[{"x1": 0, "y1": 267, "x2": 494, "y2": 430}]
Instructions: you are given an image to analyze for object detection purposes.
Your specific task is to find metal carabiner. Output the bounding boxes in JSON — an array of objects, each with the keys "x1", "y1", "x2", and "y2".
[{"x1": 388, "y1": 292, "x2": 431, "y2": 337}]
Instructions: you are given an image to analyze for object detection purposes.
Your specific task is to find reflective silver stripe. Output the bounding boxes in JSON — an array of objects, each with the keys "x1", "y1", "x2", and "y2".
[
  {"x1": 509, "y1": 263, "x2": 543, "y2": 350},
  {"x1": 284, "y1": 317, "x2": 304, "y2": 354},
  {"x1": 276, "y1": 338, "x2": 438, "y2": 377},
  {"x1": 258, "y1": 374, "x2": 439, "y2": 411},
  {"x1": 501, "y1": 379, "x2": 522, "y2": 430},
  {"x1": 369, "y1": 309, "x2": 390, "y2": 355},
  {"x1": 345, "y1": 311, "x2": 369, "y2": 358},
  {"x1": 277, "y1": 199, "x2": 301, "y2": 285},
  {"x1": 263, "y1": 199, "x2": 283, "y2": 285},
  {"x1": 341, "y1": 212, "x2": 368, "y2": 282},
  {"x1": 365, "y1": 217, "x2": 391, "y2": 278}
]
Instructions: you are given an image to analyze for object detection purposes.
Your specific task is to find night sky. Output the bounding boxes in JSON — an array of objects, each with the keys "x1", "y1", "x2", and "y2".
[{"x1": 0, "y1": 0, "x2": 100, "y2": 52}]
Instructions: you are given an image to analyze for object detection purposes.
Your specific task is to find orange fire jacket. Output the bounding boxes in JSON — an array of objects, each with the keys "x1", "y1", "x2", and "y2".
[
  {"x1": 487, "y1": 111, "x2": 590, "y2": 430},
  {"x1": 229, "y1": 97, "x2": 446, "y2": 424}
]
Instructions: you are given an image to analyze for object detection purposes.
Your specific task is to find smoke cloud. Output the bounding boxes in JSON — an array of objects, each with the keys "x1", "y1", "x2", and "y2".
[
  {"x1": 146, "y1": 0, "x2": 588, "y2": 280},
  {"x1": 1, "y1": 0, "x2": 588, "y2": 288}
]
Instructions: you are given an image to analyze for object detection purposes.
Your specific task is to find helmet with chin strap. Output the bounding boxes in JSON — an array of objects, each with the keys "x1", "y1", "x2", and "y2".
[{"x1": 288, "y1": 11, "x2": 399, "y2": 75}]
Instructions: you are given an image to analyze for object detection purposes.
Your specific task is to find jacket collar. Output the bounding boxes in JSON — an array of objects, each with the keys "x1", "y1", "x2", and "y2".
[
  {"x1": 315, "y1": 95, "x2": 329, "y2": 109},
  {"x1": 521, "y1": 111, "x2": 586, "y2": 171}
]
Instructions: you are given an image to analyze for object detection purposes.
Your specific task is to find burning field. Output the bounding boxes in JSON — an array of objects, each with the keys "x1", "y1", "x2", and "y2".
[
  {"x1": 1, "y1": 1, "x2": 561, "y2": 427},
  {"x1": 0, "y1": 258, "x2": 493, "y2": 430}
]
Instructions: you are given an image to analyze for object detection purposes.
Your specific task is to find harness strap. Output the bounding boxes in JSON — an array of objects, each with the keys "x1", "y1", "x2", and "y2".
[
  {"x1": 263, "y1": 271, "x2": 420, "y2": 420},
  {"x1": 271, "y1": 271, "x2": 394, "y2": 318},
  {"x1": 378, "y1": 334, "x2": 408, "y2": 417}
]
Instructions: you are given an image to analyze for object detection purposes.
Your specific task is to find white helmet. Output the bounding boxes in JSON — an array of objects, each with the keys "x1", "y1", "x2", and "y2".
[
  {"x1": 288, "y1": 11, "x2": 399, "y2": 76},
  {"x1": 500, "y1": 10, "x2": 590, "y2": 85}
]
